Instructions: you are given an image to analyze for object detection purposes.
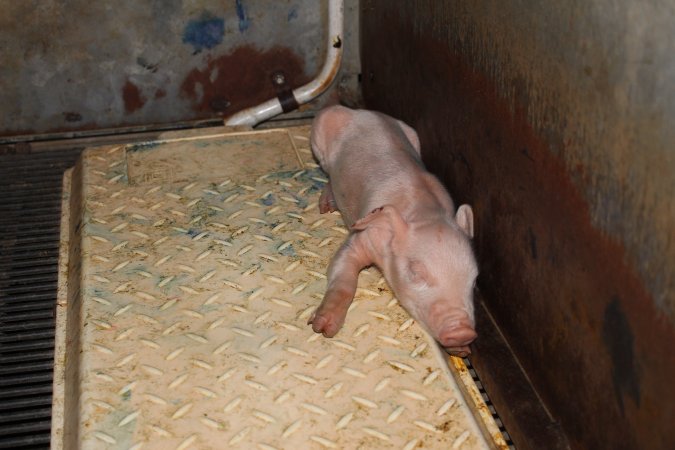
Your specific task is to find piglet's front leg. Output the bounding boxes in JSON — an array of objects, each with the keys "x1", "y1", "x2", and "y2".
[{"x1": 309, "y1": 233, "x2": 372, "y2": 337}]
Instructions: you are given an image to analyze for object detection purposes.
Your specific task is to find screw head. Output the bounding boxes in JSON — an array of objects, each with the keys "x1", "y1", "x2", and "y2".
[{"x1": 272, "y1": 73, "x2": 286, "y2": 85}]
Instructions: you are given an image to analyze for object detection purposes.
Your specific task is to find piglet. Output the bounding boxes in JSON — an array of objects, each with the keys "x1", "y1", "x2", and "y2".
[{"x1": 308, "y1": 106, "x2": 478, "y2": 356}]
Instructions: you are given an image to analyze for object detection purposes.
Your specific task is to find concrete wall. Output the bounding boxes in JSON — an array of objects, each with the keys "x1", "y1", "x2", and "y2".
[
  {"x1": 361, "y1": 1, "x2": 674, "y2": 449},
  {"x1": 0, "y1": 0, "x2": 360, "y2": 138}
]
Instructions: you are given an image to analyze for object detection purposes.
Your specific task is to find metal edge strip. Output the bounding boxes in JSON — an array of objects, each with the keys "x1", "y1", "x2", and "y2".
[
  {"x1": 448, "y1": 355, "x2": 510, "y2": 449},
  {"x1": 50, "y1": 168, "x2": 72, "y2": 450}
]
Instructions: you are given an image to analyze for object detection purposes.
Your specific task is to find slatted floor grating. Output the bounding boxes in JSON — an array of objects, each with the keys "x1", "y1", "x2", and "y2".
[{"x1": 0, "y1": 147, "x2": 83, "y2": 449}]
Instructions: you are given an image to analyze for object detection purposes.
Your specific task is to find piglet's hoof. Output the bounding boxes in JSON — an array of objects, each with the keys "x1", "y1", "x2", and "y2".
[
  {"x1": 308, "y1": 311, "x2": 342, "y2": 338},
  {"x1": 319, "y1": 199, "x2": 337, "y2": 214},
  {"x1": 319, "y1": 183, "x2": 338, "y2": 214}
]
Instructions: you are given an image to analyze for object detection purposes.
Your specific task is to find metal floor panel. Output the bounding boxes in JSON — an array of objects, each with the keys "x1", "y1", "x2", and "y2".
[
  {"x1": 0, "y1": 147, "x2": 82, "y2": 449},
  {"x1": 0, "y1": 129, "x2": 512, "y2": 450},
  {"x1": 52, "y1": 127, "x2": 507, "y2": 449}
]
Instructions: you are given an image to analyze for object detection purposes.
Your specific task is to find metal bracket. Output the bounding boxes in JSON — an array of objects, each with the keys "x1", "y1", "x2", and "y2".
[{"x1": 271, "y1": 71, "x2": 300, "y2": 113}]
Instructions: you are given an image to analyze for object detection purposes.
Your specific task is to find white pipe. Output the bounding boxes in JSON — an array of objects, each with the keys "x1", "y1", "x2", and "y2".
[{"x1": 225, "y1": 0, "x2": 344, "y2": 127}]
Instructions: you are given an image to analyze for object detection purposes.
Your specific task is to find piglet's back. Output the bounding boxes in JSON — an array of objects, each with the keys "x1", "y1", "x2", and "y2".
[
  {"x1": 312, "y1": 106, "x2": 420, "y2": 170},
  {"x1": 311, "y1": 106, "x2": 425, "y2": 222}
]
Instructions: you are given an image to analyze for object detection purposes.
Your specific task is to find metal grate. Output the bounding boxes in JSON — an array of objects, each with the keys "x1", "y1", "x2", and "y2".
[
  {"x1": 0, "y1": 148, "x2": 82, "y2": 449},
  {"x1": 464, "y1": 357, "x2": 515, "y2": 449}
]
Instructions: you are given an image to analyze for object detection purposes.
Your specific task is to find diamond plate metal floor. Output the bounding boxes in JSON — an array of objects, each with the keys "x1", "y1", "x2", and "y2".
[{"x1": 52, "y1": 126, "x2": 507, "y2": 449}]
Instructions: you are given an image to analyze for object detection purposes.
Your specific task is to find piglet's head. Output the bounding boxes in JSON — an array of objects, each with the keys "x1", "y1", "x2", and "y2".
[{"x1": 353, "y1": 204, "x2": 478, "y2": 356}]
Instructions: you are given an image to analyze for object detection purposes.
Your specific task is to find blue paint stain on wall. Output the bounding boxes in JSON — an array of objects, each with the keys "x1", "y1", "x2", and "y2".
[
  {"x1": 288, "y1": 6, "x2": 299, "y2": 21},
  {"x1": 183, "y1": 13, "x2": 225, "y2": 53},
  {"x1": 235, "y1": 0, "x2": 250, "y2": 32}
]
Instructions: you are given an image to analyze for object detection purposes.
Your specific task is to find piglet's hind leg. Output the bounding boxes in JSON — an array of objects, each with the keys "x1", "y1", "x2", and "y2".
[
  {"x1": 310, "y1": 234, "x2": 371, "y2": 337},
  {"x1": 319, "y1": 181, "x2": 337, "y2": 214}
]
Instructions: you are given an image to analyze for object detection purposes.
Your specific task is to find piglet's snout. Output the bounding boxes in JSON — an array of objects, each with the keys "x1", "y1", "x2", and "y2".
[
  {"x1": 438, "y1": 324, "x2": 477, "y2": 348},
  {"x1": 427, "y1": 303, "x2": 477, "y2": 352},
  {"x1": 438, "y1": 323, "x2": 476, "y2": 358}
]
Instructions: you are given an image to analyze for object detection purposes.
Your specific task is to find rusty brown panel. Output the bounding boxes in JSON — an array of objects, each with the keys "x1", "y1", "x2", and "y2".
[
  {"x1": 180, "y1": 45, "x2": 313, "y2": 119},
  {"x1": 361, "y1": 2, "x2": 675, "y2": 450}
]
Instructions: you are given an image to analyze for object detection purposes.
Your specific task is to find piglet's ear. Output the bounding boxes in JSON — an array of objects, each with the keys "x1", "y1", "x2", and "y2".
[
  {"x1": 352, "y1": 205, "x2": 408, "y2": 238},
  {"x1": 455, "y1": 204, "x2": 474, "y2": 238},
  {"x1": 397, "y1": 120, "x2": 421, "y2": 155}
]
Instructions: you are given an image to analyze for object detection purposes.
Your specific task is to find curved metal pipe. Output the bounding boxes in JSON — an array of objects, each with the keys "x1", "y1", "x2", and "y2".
[{"x1": 225, "y1": 0, "x2": 344, "y2": 127}]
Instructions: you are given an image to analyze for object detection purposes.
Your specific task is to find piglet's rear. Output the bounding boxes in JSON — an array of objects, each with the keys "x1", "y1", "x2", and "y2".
[{"x1": 309, "y1": 106, "x2": 479, "y2": 356}]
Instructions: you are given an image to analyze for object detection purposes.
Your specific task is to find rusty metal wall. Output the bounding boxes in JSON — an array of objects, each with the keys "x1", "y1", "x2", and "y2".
[
  {"x1": 0, "y1": 0, "x2": 361, "y2": 138},
  {"x1": 361, "y1": 1, "x2": 674, "y2": 449}
]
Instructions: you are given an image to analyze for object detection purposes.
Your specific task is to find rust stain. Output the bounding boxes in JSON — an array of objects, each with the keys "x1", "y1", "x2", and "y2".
[
  {"x1": 154, "y1": 89, "x2": 167, "y2": 100},
  {"x1": 314, "y1": 50, "x2": 341, "y2": 95},
  {"x1": 361, "y1": 4, "x2": 675, "y2": 450},
  {"x1": 122, "y1": 79, "x2": 146, "y2": 114},
  {"x1": 180, "y1": 45, "x2": 312, "y2": 118}
]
